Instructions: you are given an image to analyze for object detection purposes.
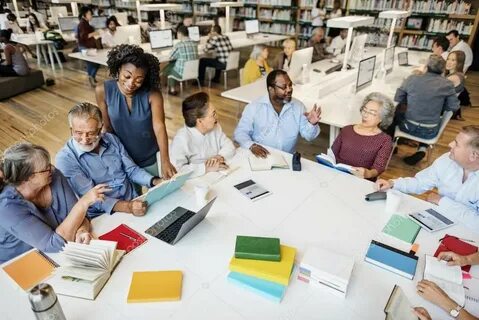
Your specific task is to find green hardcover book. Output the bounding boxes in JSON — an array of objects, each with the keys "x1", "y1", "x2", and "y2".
[
  {"x1": 382, "y1": 214, "x2": 421, "y2": 244},
  {"x1": 235, "y1": 235, "x2": 281, "y2": 261}
]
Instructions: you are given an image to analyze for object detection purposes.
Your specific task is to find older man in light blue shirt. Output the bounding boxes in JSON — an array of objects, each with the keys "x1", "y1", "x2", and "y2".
[
  {"x1": 56, "y1": 103, "x2": 162, "y2": 218},
  {"x1": 234, "y1": 70, "x2": 321, "y2": 157},
  {"x1": 377, "y1": 125, "x2": 479, "y2": 233}
]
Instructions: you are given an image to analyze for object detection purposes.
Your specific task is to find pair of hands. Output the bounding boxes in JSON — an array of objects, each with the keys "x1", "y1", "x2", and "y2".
[
  {"x1": 375, "y1": 179, "x2": 442, "y2": 205},
  {"x1": 205, "y1": 155, "x2": 229, "y2": 173}
]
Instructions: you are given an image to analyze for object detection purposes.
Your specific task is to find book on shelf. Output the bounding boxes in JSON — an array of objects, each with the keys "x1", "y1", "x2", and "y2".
[
  {"x1": 234, "y1": 235, "x2": 281, "y2": 261},
  {"x1": 424, "y1": 255, "x2": 465, "y2": 306},
  {"x1": 384, "y1": 285, "x2": 418, "y2": 320},
  {"x1": 48, "y1": 240, "x2": 124, "y2": 300},
  {"x1": 315, "y1": 148, "x2": 353, "y2": 174}
]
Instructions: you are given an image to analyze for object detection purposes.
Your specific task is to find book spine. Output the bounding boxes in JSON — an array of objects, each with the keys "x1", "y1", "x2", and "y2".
[
  {"x1": 235, "y1": 253, "x2": 281, "y2": 261},
  {"x1": 229, "y1": 266, "x2": 289, "y2": 286}
]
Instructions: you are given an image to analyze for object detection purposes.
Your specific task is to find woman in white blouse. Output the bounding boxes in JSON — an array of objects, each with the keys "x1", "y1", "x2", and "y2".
[{"x1": 170, "y1": 92, "x2": 235, "y2": 177}]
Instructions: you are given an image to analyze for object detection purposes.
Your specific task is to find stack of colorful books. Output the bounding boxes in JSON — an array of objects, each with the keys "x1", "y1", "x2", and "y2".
[{"x1": 227, "y1": 235, "x2": 296, "y2": 302}]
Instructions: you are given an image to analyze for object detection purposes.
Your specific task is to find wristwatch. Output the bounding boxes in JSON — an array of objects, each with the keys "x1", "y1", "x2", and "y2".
[
  {"x1": 449, "y1": 305, "x2": 463, "y2": 318},
  {"x1": 150, "y1": 176, "x2": 160, "y2": 188}
]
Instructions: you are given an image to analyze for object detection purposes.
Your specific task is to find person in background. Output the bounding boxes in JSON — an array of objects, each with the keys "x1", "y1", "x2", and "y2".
[
  {"x1": 445, "y1": 50, "x2": 466, "y2": 120},
  {"x1": 234, "y1": 69, "x2": 321, "y2": 156},
  {"x1": 273, "y1": 38, "x2": 296, "y2": 71},
  {"x1": 95, "y1": 44, "x2": 177, "y2": 179},
  {"x1": 311, "y1": 0, "x2": 326, "y2": 27},
  {"x1": 127, "y1": 15, "x2": 136, "y2": 25},
  {"x1": 0, "y1": 29, "x2": 29, "y2": 76},
  {"x1": 26, "y1": 13, "x2": 46, "y2": 33},
  {"x1": 170, "y1": 92, "x2": 235, "y2": 178},
  {"x1": 56, "y1": 103, "x2": 162, "y2": 218},
  {"x1": 446, "y1": 29, "x2": 473, "y2": 72},
  {"x1": 432, "y1": 36, "x2": 449, "y2": 61},
  {"x1": 199, "y1": 24, "x2": 233, "y2": 86},
  {"x1": 0, "y1": 142, "x2": 108, "y2": 264},
  {"x1": 243, "y1": 44, "x2": 271, "y2": 85},
  {"x1": 327, "y1": 0, "x2": 343, "y2": 38},
  {"x1": 162, "y1": 25, "x2": 198, "y2": 95},
  {"x1": 309, "y1": 27, "x2": 330, "y2": 62},
  {"x1": 5, "y1": 13, "x2": 22, "y2": 34},
  {"x1": 176, "y1": 14, "x2": 193, "y2": 31},
  {"x1": 101, "y1": 15, "x2": 121, "y2": 49},
  {"x1": 331, "y1": 92, "x2": 395, "y2": 180},
  {"x1": 390, "y1": 54, "x2": 459, "y2": 165},
  {"x1": 376, "y1": 125, "x2": 479, "y2": 233},
  {"x1": 77, "y1": 6, "x2": 101, "y2": 87},
  {"x1": 414, "y1": 251, "x2": 479, "y2": 320},
  {"x1": 327, "y1": 28, "x2": 348, "y2": 54}
]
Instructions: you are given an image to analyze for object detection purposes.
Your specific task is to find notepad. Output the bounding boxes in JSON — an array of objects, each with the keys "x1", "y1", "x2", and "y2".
[
  {"x1": 2, "y1": 249, "x2": 57, "y2": 290},
  {"x1": 229, "y1": 245, "x2": 296, "y2": 286},
  {"x1": 382, "y1": 214, "x2": 421, "y2": 244},
  {"x1": 227, "y1": 271, "x2": 286, "y2": 302},
  {"x1": 127, "y1": 270, "x2": 182, "y2": 303},
  {"x1": 234, "y1": 235, "x2": 281, "y2": 261},
  {"x1": 99, "y1": 224, "x2": 147, "y2": 254}
]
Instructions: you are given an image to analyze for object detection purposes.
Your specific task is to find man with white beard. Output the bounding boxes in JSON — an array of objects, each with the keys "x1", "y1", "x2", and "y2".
[{"x1": 56, "y1": 102, "x2": 162, "y2": 218}]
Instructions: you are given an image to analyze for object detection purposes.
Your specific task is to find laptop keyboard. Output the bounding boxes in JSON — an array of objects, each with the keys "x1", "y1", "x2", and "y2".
[{"x1": 156, "y1": 210, "x2": 195, "y2": 243}]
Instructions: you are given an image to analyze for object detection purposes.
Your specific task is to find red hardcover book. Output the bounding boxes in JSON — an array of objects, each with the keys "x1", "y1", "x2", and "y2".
[
  {"x1": 99, "y1": 224, "x2": 147, "y2": 253},
  {"x1": 434, "y1": 234, "x2": 478, "y2": 272}
]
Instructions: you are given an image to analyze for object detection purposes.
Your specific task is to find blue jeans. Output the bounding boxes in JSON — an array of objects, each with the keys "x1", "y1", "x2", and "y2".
[
  {"x1": 398, "y1": 119, "x2": 440, "y2": 140},
  {"x1": 79, "y1": 46, "x2": 99, "y2": 78}
]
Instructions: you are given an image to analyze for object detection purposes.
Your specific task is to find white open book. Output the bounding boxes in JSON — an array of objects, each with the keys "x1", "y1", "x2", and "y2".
[
  {"x1": 315, "y1": 148, "x2": 353, "y2": 174},
  {"x1": 424, "y1": 255, "x2": 465, "y2": 307},
  {"x1": 48, "y1": 240, "x2": 124, "y2": 300},
  {"x1": 384, "y1": 285, "x2": 417, "y2": 320},
  {"x1": 248, "y1": 153, "x2": 289, "y2": 171}
]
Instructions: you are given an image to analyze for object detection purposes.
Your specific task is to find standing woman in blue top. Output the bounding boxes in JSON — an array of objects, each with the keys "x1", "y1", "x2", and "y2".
[
  {"x1": 95, "y1": 44, "x2": 177, "y2": 179},
  {"x1": 0, "y1": 143, "x2": 108, "y2": 263},
  {"x1": 77, "y1": 6, "x2": 100, "y2": 87}
]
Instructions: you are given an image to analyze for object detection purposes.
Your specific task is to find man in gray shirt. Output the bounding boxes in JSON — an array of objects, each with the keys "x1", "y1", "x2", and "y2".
[{"x1": 393, "y1": 54, "x2": 459, "y2": 165}]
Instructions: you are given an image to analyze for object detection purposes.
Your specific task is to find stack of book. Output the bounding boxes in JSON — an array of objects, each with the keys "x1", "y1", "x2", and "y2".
[
  {"x1": 227, "y1": 235, "x2": 296, "y2": 302},
  {"x1": 298, "y1": 246, "x2": 355, "y2": 297}
]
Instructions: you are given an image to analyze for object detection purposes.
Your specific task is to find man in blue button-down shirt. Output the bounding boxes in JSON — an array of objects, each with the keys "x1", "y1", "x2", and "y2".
[
  {"x1": 234, "y1": 69, "x2": 321, "y2": 157},
  {"x1": 56, "y1": 103, "x2": 162, "y2": 218},
  {"x1": 376, "y1": 125, "x2": 479, "y2": 234}
]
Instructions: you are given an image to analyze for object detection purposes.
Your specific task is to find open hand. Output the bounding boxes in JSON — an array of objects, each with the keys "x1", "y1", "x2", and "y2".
[
  {"x1": 81, "y1": 184, "x2": 110, "y2": 206},
  {"x1": 305, "y1": 104, "x2": 322, "y2": 125}
]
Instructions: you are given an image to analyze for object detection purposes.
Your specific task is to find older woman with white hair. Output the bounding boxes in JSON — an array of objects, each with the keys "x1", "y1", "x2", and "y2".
[
  {"x1": 243, "y1": 44, "x2": 272, "y2": 85},
  {"x1": 0, "y1": 143, "x2": 108, "y2": 263},
  {"x1": 331, "y1": 92, "x2": 395, "y2": 180},
  {"x1": 273, "y1": 38, "x2": 296, "y2": 71}
]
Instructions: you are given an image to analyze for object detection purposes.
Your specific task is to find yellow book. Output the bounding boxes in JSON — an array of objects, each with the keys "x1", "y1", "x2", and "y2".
[
  {"x1": 229, "y1": 245, "x2": 296, "y2": 286},
  {"x1": 127, "y1": 270, "x2": 182, "y2": 303}
]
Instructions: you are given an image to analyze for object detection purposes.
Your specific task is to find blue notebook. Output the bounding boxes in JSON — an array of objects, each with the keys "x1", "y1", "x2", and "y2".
[
  {"x1": 364, "y1": 240, "x2": 418, "y2": 280},
  {"x1": 227, "y1": 272, "x2": 286, "y2": 302}
]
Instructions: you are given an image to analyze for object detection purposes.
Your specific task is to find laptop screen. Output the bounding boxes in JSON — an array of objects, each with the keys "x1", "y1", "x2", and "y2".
[
  {"x1": 150, "y1": 29, "x2": 174, "y2": 49},
  {"x1": 384, "y1": 46, "x2": 395, "y2": 74},
  {"x1": 90, "y1": 16, "x2": 107, "y2": 29},
  {"x1": 356, "y1": 55, "x2": 376, "y2": 92},
  {"x1": 245, "y1": 19, "x2": 259, "y2": 35},
  {"x1": 58, "y1": 17, "x2": 78, "y2": 32}
]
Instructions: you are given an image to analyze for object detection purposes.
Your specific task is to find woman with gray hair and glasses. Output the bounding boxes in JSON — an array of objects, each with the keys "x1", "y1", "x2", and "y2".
[
  {"x1": 331, "y1": 92, "x2": 395, "y2": 180},
  {"x1": 243, "y1": 44, "x2": 272, "y2": 85},
  {"x1": 0, "y1": 143, "x2": 109, "y2": 263}
]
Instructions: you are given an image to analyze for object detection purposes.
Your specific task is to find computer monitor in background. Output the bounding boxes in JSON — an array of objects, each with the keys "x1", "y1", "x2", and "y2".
[
  {"x1": 356, "y1": 55, "x2": 376, "y2": 92},
  {"x1": 50, "y1": 6, "x2": 68, "y2": 26},
  {"x1": 58, "y1": 16, "x2": 78, "y2": 33},
  {"x1": 384, "y1": 46, "x2": 395, "y2": 74},
  {"x1": 150, "y1": 29, "x2": 174, "y2": 50},
  {"x1": 114, "y1": 12, "x2": 128, "y2": 26},
  {"x1": 91, "y1": 16, "x2": 107, "y2": 29},
  {"x1": 406, "y1": 17, "x2": 423, "y2": 30},
  {"x1": 245, "y1": 19, "x2": 259, "y2": 35},
  {"x1": 348, "y1": 34, "x2": 368, "y2": 66},
  {"x1": 187, "y1": 26, "x2": 200, "y2": 42},
  {"x1": 398, "y1": 51, "x2": 409, "y2": 66},
  {"x1": 113, "y1": 25, "x2": 142, "y2": 45},
  {"x1": 288, "y1": 47, "x2": 313, "y2": 84}
]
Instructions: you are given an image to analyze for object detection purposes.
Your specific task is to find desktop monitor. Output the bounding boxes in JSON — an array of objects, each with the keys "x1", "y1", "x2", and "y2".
[
  {"x1": 245, "y1": 19, "x2": 259, "y2": 35},
  {"x1": 187, "y1": 26, "x2": 200, "y2": 42},
  {"x1": 91, "y1": 16, "x2": 107, "y2": 30},
  {"x1": 50, "y1": 6, "x2": 68, "y2": 25},
  {"x1": 356, "y1": 55, "x2": 376, "y2": 92},
  {"x1": 384, "y1": 46, "x2": 395, "y2": 74},
  {"x1": 406, "y1": 17, "x2": 423, "y2": 30},
  {"x1": 150, "y1": 29, "x2": 174, "y2": 50},
  {"x1": 398, "y1": 51, "x2": 409, "y2": 66},
  {"x1": 348, "y1": 34, "x2": 368, "y2": 66},
  {"x1": 288, "y1": 47, "x2": 313, "y2": 84},
  {"x1": 58, "y1": 16, "x2": 78, "y2": 33},
  {"x1": 114, "y1": 12, "x2": 128, "y2": 26},
  {"x1": 113, "y1": 25, "x2": 142, "y2": 45}
]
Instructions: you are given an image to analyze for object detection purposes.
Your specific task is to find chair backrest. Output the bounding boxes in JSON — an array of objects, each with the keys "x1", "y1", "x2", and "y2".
[
  {"x1": 435, "y1": 111, "x2": 454, "y2": 142},
  {"x1": 239, "y1": 68, "x2": 244, "y2": 86},
  {"x1": 226, "y1": 51, "x2": 240, "y2": 71},
  {"x1": 181, "y1": 59, "x2": 200, "y2": 80}
]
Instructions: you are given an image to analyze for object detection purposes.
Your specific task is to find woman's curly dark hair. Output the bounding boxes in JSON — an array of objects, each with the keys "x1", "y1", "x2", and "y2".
[{"x1": 106, "y1": 44, "x2": 161, "y2": 90}]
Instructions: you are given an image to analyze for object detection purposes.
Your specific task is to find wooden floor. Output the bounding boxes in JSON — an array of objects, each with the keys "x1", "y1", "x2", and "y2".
[{"x1": 1, "y1": 55, "x2": 478, "y2": 187}]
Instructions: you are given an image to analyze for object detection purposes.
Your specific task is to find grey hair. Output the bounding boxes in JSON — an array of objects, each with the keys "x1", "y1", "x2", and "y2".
[
  {"x1": 250, "y1": 44, "x2": 267, "y2": 60},
  {"x1": 426, "y1": 54, "x2": 446, "y2": 74},
  {"x1": 311, "y1": 27, "x2": 325, "y2": 38},
  {"x1": 0, "y1": 142, "x2": 50, "y2": 191},
  {"x1": 361, "y1": 92, "x2": 396, "y2": 130},
  {"x1": 67, "y1": 102, "x2": 103, "y2": 128}
]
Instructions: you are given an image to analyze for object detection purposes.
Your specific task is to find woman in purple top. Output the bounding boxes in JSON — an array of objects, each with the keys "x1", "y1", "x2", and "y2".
[
  {"x1": 0, "y1": 143, "x2": 108, "y2": 263},
  {"x1": 332, "y1": 92, "x2": 395, "y2": 180}
]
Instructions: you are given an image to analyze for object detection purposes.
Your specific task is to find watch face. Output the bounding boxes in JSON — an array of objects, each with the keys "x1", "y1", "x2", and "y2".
[{"x1": 450, "y1": 309, "x2": 460, "y2": 317}]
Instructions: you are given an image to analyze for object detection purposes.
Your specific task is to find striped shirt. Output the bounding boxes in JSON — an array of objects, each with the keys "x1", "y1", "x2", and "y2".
[
  {"x1": 204, "y1": 34, "x2": 233, "y2": 64},
  {"x1": 169, "y1": 39, "x2": 199, "y2": 76}
]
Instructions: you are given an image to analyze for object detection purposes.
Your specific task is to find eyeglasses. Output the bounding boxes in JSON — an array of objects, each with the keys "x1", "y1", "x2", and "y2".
[
  {"x1": 201, "y1": 110, "x2": 217, "y2": 119},
  {"x1": 71, "y1": 127, "x2": 102, "y2": 139},
  {"x1": 274, "y1": 83, "x2": 293, "y2": 91},
  {"x1": 360, "y1": 107, "x2": 379, "y2": 117},
  {"x1": 32, "y1": 164, "x2": 53, "y2": 175}
]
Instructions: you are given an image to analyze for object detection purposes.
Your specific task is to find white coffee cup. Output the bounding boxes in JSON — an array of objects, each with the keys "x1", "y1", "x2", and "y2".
[
  {"x1": 385, "y1": 189, "x2": 402, "y2": 214},
  {"x1": 81, "y1": 49, "x2": 88, "y2": 56},
  {"x1": 194, "y1": 184, "x2": 209, "y2": 205}
]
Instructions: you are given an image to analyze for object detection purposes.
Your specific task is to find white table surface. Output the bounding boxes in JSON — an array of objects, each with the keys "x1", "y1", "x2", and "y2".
[
  {"x1": 68, "y1": 32, "x2": 288, "y2": 66},
  {"x1": 1, "y1": 148, "x2": 478, "y2": 320}
]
